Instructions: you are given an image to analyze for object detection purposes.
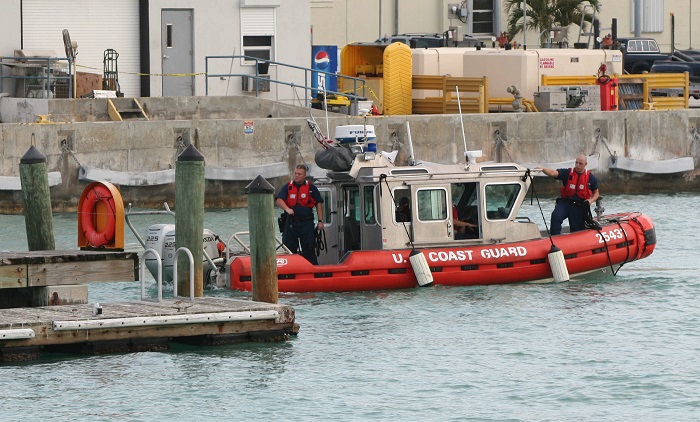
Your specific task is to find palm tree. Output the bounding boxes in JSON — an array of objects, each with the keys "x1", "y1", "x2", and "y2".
[{"x1": 503, "y1": 0, "x2": 601, "y2": 47}]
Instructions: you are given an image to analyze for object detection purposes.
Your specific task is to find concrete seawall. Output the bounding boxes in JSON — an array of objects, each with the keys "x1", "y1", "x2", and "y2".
[{"x1": 1, "y1": 96, "x2": 698, "y2": 213}]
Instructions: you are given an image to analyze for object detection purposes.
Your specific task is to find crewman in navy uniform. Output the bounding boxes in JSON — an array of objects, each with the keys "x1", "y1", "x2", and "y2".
[
  {"x1": 536, "y1": 154, "x2": 600, "y2": 235},
  {"x1": 276, "y1": 164, "x2": 324, "y2": 264}
]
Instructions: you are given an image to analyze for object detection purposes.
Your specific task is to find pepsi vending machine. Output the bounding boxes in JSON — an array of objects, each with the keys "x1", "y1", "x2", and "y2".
[{"x1": 311, "y1": 45, "x2": 338, "y2": 95}]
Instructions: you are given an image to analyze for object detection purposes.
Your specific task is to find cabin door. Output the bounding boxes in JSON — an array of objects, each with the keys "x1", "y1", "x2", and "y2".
[
  {"x1": 316, "y1": 186, "x2": 339, "y2": 265},
  {"x1": 340, "y1": 185, "x2": 361, "y2": 256},
  {"x1": 410, "y1": 185, "x2": 452, "y2": 244}
]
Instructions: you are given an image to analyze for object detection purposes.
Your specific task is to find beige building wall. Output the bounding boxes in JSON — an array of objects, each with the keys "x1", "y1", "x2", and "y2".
[
  {"x1": 311, "y1": 0, "x2": 460, "y2": 46},
  {"x1": 595, "y1": 1, "x2": 700, "y2": 52},
  {"x1": 311, "y1": 0, "x2": 699, "y2": 53}
]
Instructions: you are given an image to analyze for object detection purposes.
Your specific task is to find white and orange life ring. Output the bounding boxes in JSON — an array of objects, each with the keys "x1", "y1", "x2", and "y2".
[{"x1": 78, "y1": 181, "x2": 124, "y2": 249}]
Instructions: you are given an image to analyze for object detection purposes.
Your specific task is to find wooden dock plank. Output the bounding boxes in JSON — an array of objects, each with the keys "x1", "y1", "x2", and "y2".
[
  {"x1": 0, "y1": 250, "x2": 139, "y2": 289},
  {"x1": 0, "y1": 263, "x2": 26, "y2": 288}
]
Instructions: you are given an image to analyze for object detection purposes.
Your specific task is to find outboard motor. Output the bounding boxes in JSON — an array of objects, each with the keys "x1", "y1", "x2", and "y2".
[{"x1": 144, "y1": 224, "x2": 221, "y2": 283}]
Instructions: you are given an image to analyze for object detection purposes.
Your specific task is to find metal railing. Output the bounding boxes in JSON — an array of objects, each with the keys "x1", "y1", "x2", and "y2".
[
  {"x1": 0, "y1": 56, "x2": 73, "y2": 99},
  {"x1": 204, "y1": 55, "x2": 369, "y2": 115}
]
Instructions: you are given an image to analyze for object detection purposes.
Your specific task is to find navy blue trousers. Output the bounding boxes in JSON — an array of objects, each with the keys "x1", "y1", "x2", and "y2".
[
  {"x1": 550, "y1": 199, "x2": 588, "y2": 235},
  {"x1": 282, "y1": 220, "x2": 318, "y2": 265}
]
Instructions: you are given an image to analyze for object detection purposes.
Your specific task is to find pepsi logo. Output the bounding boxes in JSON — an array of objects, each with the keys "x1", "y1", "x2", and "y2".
[{"x1": 314, "y1": 51, "x2": 330, "y2": 70}]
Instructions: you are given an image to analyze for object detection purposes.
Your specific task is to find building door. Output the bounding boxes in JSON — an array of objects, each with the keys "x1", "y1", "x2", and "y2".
[{"x1": 161, "y1": 9, "x2": 193, "y2": 96}]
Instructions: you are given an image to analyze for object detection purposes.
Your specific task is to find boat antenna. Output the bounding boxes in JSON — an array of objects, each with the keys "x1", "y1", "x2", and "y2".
[
  {"x1": 405, "y1": 121, "x2": 416, "y2": 165},
  {"x1": 456, "y1": 85, "x2": 468, "y2": 163},
  {"x1": 322, "y1": 80, "x2": 330, "y2": 139}
]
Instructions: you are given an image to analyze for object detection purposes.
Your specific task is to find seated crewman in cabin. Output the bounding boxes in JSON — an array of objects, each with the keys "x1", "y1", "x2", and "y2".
[
  {"x1": 453, "y1": 205, "x2": 477, "y2": 239},
  {"x1": 395, "y1": 197, "x2": 411, "y2": 222}
]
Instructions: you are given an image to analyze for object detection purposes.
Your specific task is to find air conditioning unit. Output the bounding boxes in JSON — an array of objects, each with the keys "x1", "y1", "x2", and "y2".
[{"x1": 242, "y1": 75, "x2": 270, "y2": 92}]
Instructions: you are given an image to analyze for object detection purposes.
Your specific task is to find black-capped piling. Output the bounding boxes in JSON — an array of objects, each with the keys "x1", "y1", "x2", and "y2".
[
  {"x1": 20, "y1": 145, "x2": 55, "y2": 251},
  {"x1": 245, "y1": 175, "x2": 278, "y2": 303},
  {"x1": 175, "y1": 144, "x2": 205, "y2": 297}
]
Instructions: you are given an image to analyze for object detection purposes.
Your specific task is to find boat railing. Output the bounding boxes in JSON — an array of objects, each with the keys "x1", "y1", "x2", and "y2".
[
  {"x1": 125, "y1": 202, "x2": 176, "y2": 249},
  {"x1": 225, "y1": 231, "x2": 291, "y2": 261}
]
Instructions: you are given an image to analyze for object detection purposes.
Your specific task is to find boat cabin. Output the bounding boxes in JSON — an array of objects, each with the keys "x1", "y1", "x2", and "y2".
[{"x1": 312, "y1": 153, "x2": 542, "y2": 265}]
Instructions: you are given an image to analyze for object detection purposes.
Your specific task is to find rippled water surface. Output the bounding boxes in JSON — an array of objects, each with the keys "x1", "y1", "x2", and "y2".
[{"x1": 1, "y1": 193, "x2": 698, "y2": 421}]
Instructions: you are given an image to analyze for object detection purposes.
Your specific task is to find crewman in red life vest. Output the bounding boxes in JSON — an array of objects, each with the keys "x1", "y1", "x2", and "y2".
[
  {"x1": 536, "y1": 154, "x2": 600, "y2": 235},
  {"x1": 275, "y1": 164, "x2": 324, "y2": 264}
]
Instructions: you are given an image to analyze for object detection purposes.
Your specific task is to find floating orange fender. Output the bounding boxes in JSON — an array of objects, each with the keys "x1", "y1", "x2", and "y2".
[{"x1": 78, "y1": 181, "x2": 124, "y2": 249}]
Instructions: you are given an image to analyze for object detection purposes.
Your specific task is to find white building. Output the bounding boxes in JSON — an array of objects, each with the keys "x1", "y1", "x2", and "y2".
[{"x1": 0, "y1": 0, "x2": 311, "y2": 101}]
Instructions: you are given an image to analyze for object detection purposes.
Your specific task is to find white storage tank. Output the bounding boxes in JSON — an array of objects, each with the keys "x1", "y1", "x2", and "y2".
[{"x1": 411, "y1": 47, "x2": 623, "y2": 103}]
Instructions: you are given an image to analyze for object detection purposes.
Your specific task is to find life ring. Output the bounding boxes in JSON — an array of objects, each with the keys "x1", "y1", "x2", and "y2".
[{"x1": 80, "y1": 184, "x2": 116, "y2": 247}]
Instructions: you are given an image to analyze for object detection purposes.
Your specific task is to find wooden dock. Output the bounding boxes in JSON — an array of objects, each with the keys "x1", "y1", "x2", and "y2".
[
  {"x1": 0, "y1": 297, "x2": 297, "y2": 362},
  {"x1": 1, "y1": 249, "x2": 298, "y2": 362},
  {"x1": 1, "y1": 249, "x2": 140, "y2": 308}
]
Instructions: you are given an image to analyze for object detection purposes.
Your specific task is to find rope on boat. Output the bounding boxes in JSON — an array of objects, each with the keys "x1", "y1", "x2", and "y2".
[
  {"x1": 379, "y1": 173, "x2": 433, "y2": 286},
  {"x1": 379, "y1": 174, "x2": 414, "y2": 249},
  {"x1": 527, "y1": 170, "x2": 570, "y2": 281},
  {"x1": 314, "y1": 228, "x2": 327, "y2": 257}
]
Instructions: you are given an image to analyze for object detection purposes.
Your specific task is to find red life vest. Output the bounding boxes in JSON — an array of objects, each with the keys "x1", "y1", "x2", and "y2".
[
  {"x1": 560, "y1": 169, "x2": 593, "y2": 200},
  {"x1": 284, "y1": 180, "x2": 317, "y2": 208}
]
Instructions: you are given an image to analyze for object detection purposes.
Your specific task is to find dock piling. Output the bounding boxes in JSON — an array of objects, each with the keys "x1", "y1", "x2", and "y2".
[
  {"x1": 175, "y1": 144, "x2": 205, "y2": 297},
  {"x1": 245, "y1": 175, "x2": 278, "y2": 303},
  {"x1": 20, "y1": 145, "x2": 55, "y2": 251}
]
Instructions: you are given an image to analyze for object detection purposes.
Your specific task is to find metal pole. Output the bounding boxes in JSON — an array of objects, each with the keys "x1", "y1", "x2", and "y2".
[
  {"x1": 523, "y1": 0, "x2": 527, "y2": 49},
  {"x1": 634, "y1": 0, "x2": 642, "y2": 37},
  {"x1": 379, "y1": 0, "x2": 382, "y2": 39},
  {"x1": 394, "y1": 0, "x2": 399, "y2": 36}
]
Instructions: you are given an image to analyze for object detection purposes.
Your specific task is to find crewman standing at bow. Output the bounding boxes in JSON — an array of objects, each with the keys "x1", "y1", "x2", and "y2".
[
  {"x1": 276, "y1": 164, "x2": 324, "y2": 264},
  {"x1": 536, "y1": 154, "x2": 600, "y2": 235}
]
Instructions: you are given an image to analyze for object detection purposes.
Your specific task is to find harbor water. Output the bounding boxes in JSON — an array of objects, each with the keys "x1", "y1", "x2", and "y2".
[{"x1": 1, "y1": 193, "x2": 699, "y2": 421}]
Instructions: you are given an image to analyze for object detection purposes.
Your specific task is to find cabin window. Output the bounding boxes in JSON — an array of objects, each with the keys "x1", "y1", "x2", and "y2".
[
  {"x1": 343, "y1": 186, "x2": 361, "y2": 251},
  {"x1": 319, "y1": 189, "x2": 332, "y2": 224},
  {"x1": 485, "y1": 183, "x2": 521, "y2": 220},
  {"x1": 363, "y1": 186, "x2": 377, "y2": 225},
  {"x1": 394, "y1": 188, "x2": 411, "y2": 223},
  {"x1": 416, "y1": 188, "x2": 448, "y2": 221}
]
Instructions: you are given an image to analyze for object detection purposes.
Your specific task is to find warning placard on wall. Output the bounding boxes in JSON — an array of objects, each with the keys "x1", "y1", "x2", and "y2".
[
  {"x1": 539, "y1": 57, "x2": 555, "y2": 69},
  {"x1": 243, "y1": 120, "x2": 254, "y2": 135}
]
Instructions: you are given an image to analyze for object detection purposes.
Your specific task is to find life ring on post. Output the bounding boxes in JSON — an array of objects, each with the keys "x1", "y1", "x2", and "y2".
[{"x1": 78, "y1": 181, "x2": 124, "y2": 249}]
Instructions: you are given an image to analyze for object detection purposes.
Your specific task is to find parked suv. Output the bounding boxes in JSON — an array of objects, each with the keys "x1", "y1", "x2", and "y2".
[{"x1": 650, "y1": 61, "x2": 700, "y2": 99}]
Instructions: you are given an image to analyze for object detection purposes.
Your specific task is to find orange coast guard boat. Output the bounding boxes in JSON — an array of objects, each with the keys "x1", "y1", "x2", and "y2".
[{"x1": 227, "y1": 146, "x2": 656, "y2": 292}]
